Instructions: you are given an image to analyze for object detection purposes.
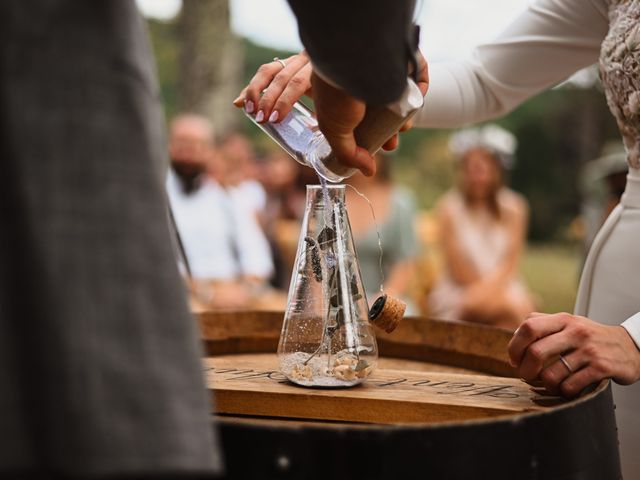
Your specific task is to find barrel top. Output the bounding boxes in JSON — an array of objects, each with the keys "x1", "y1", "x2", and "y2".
[{"x1": 199, "y1": 311, "x2": 606, "y2": 427}]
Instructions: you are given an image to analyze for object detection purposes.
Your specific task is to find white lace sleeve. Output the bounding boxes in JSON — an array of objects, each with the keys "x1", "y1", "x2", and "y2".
[{"x1": 414, "y1": 0, "x2": 610, "y2": 128}]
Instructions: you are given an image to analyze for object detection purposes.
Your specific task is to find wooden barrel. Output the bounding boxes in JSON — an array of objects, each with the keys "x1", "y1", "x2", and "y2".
[{"x1": 198, "y1": 311, "x2": 620, "y2": 480}]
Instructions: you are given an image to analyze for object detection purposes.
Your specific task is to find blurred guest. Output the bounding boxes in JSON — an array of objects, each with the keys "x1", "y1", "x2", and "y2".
[
  {"x1": 217, "y1": 132, "x2": 275, "y2": 290},
  {"x1": 218, "y1": 131, "x2": 267, "y2": 217},
  {"x1": 347, "y1": 153, "x2": 418, "y2": 312},
  {"x1": 258, "y1": 150, "x2": 319, "y2": 221},
  {"x1": 257, "y1": 151, "x2": 301, "y2": 290},
  {"x1": 167, "y1": 114, "x2": 273, "y2": 308},
  {"x1": 258, "y1": 150, "x2": 300, "y2": 222},
  {"x1": 256, "y1": 151, "x2": 311, "y2": 288},
  {"x1": 579, "y1": 143, "x2": 628, "y2": 254},
  {"x1": 428, "y1": 126, "x2": 535, "y2": 329}
]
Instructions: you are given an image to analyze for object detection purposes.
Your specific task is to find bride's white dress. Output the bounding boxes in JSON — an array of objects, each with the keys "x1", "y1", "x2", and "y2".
[{"x1": 415, "y1": 0, "x2": 640, "y2": 476}]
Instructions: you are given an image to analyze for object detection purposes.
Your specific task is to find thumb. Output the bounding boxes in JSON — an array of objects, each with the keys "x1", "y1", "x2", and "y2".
[{"x1": 311, "y1": 72, "x2": 376, "y2": 177}]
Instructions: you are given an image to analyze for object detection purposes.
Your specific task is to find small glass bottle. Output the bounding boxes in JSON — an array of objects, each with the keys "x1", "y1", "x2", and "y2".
[
  {"x1": 278, "y1": 185, "x2": 378, "y2": 387},
  {"x1": 245, "y1": 78, "x2": 424, "y2": 182}
]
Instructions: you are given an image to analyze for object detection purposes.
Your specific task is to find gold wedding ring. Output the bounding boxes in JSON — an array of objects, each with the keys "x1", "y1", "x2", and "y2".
[{"x1": 273, "y1": 57, "x2": 286, "y2": 69}]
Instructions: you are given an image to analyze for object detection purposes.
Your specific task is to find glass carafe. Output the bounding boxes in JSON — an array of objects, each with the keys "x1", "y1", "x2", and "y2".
[{"x1": 278, "y1": 185, "x2": 378, "y2": 387}]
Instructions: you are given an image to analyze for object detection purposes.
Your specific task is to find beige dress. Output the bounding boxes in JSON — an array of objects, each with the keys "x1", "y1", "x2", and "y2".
[
  {"x1": 415, "y1": 0, "x2": 640, "y2": 476},
  {"x1": 429, "y1": 189, "x2": 532, "y2": 321}
]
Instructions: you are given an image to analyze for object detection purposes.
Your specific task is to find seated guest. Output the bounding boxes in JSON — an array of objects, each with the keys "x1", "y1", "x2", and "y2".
[
  {"x1": 166, "y1": 114, "x2": 273, "y2": 308},
  {"x1": 218, "y1": 131, "x2": 267, "y2": 218},
  {"x1": 428, "y1": 126, "x2": 535, "y2": 329},
  {"x1": 347, "y1": 153, "x2": 419, "y2": 313},
  {"x1": 253, "y1": 150, "x2": 303, "y2": 289}
]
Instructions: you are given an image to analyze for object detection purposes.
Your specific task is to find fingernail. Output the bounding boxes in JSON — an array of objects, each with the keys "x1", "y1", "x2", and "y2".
[
  {"x1": 245, "y1": 100, "x2": 254, "y2": 114},
  {"x1": 255, "y1": 110, "x2": 264, "y2": 122},
  {"x1": 268, "y1": 110, "x2": 279, "y2": 123}
]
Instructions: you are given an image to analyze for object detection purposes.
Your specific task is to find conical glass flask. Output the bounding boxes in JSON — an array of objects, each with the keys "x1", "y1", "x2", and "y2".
[{"x1": 278, "y1": 185, "x2": 378, "y2": 387}]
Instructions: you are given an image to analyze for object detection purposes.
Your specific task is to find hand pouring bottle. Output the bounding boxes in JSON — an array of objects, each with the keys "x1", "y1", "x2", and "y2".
[{"x1": 245, "y1": 78, "x2": 424, "y2": 182}]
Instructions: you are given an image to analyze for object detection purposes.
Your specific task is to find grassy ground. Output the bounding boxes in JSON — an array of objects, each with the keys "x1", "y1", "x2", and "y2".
[{"x1": 521, "y1": 243, "x2": 583, "y2": 314}]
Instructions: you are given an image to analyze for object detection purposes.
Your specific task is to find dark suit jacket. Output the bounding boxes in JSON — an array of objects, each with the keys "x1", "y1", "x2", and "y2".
[
  {"x1": 287, "y1": 0, "x2": 419, "y2": 105},
  {"x1": 0, "y1": 1, "x2": 220, "y2": 476}
]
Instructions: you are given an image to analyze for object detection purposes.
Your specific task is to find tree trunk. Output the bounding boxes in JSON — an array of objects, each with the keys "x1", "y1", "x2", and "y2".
[{"x1": 178, "y1": 0, "x2": 243, "y2": 136}]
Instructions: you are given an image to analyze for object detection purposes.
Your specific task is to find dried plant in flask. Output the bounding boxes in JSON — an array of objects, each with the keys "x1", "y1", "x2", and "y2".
[{"x1": 278, "y1": 185, "x2": 378, "y2": 387}]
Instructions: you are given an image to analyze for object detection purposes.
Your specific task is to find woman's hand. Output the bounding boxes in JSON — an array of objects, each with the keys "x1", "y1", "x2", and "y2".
[
  {"x1": 508, "y1": 312, "x2": 640, "y2": 398},
  {"x1": 233, "y1": 52, "x2": 312, "y2": 124},
  {"x1": 233, "y1": 52, "x2": 374, "y2": 174}
]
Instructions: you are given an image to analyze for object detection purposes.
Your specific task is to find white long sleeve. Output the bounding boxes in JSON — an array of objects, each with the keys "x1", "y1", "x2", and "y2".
[{"x1": 414, "y1": 0, "x2": 610, "y2": 128}]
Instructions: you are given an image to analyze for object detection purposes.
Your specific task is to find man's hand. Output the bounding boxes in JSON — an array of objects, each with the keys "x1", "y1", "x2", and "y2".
[
  {"x1": 508, "y1": 312, "x2": 640, "y2": 398},
  {"x1": 311, "y1": 72, "x2": 376, "y2": 176}
]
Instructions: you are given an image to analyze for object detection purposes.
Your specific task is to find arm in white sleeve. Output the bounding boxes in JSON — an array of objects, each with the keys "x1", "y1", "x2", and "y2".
[
  {"x1": 622, "y1": 313, "x2": 640, "y2": 351},
  {"x1": 414, "y1": 0, "x2": 609, "y2": 128}
]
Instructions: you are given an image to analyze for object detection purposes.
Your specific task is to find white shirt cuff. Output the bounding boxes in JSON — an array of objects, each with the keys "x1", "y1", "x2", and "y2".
[{"x1": 621, "y1": 312, "x2": 640, "y2": 351}]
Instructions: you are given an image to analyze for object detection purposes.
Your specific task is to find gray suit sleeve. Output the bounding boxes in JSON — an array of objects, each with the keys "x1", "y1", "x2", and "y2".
[{"x1": 287, "y1": 0, "x2": 418, "y2": 106}]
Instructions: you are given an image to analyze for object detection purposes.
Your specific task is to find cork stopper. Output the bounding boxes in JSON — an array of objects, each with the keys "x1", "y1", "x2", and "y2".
[{"x1": 368, "y1": 294, "x2": 406, "y2": 333}]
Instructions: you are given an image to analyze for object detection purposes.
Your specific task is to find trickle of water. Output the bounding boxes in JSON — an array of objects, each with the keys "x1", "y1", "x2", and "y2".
[{"x1": 318, "y1": 174, "x2": 332, "y2": 227}]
